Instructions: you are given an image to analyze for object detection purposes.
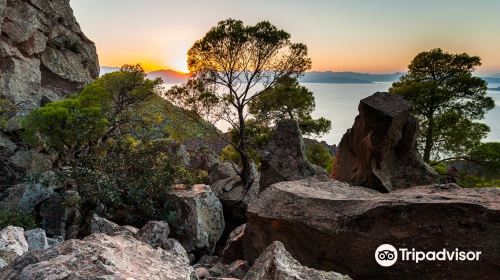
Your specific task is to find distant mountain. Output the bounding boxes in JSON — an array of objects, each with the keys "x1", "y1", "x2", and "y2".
[
  {"x1": 484, "y1": 77, "x2": 500, "y2": 84},
  {"x1": 147, "y1": 69, "x2": 188, "y2": 84},
  {"x1": 300, "y1": 72, "x2": 404, "y2": 84},
  {"x1": 99, "y1": 66, "x2": 119, "y2": 76}
]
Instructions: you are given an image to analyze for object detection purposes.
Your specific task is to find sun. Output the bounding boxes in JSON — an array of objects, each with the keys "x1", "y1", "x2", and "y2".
[{"x1": 171, "y1": 53, "x2": 189, "y2": 73}]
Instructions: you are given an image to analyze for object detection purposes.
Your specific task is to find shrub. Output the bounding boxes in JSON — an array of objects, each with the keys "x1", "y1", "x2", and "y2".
[
  {"x1": 0, "y1": 208, "x2": 37, "y2": 230},
  {"x1": 305, "y1": 143, "x2": 334, "y2": 173}
]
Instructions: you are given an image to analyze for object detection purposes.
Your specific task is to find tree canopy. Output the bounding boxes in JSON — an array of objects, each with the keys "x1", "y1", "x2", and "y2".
[
  {"x1": 389, "y1": 48, "x2": 494, "y2": 162},
  {"x1": 166, "y1": 18, "x2": 312, "y2": 187}
]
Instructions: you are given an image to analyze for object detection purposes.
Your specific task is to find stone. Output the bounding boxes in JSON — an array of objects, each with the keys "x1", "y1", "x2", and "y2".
[
  {"x1": 0, "y1": 132, "x2": 16, "y2": 152},
  {"x1": 244, "y1": 241, "x2": 351, "y2": 280},
  {"x1": 162, "y1": 238, "x2": 190, "y2": 263},
  {"x1": 333, "y1": 92, "x2": 439, "y2": 192},
  {"x1": 0, "y1": 226, "x2": 28, "y2": 267},
  {"x1": 166, "y1": 184, "x2": 225, "y2": 253},
  {"x1": 227, "y1": 260, "x2": 249, "y2": 279},
  {"x1": 90, "y1": 214, "x2": 138, "y2": 237},
  {"x1": 39, "y1": 190, "x2": 81, "y2": 239},
  {"x1": 90, "y1": 214, "x2": 119, "y2": 235},
  {"x1": 195, "y1": 267, "x2": 211, "y2": 279},
  {"x1": 0, "y1": 233, "x2": 197, "y2": 279},
  {"x1": 24, "y1": 228, "x2": 49, "y2": 251},
  {"x1": 209, "y1": 161, "x2": 239, "y2": 185},
  {"x1": 9, "y1": 150, "x2": 52, "y2": 173},
  {"x1": 0, "y1": 0, "x2": 99, "y2": 117},
  {"x1": 137, "y1": 220, "x2": 171, "y2": 249},
  {"x1": 46, "y1": 236, "x2": 63, "y2": 248},
  {"x1": 259, "y1": 120, "x2": 323, "y2": 192},
  {"x1": 244, "y1": 179, "x2": 500, "y2": 279},
  {"x1": 0, "y1": 180, "x2": 55, "y2": 213},
  {"x1": 209, "y1": 262, "x2": 229, "y2": 277},
  {"x1": 222, "y1": 224, "x2": 246, "y2": 264}
]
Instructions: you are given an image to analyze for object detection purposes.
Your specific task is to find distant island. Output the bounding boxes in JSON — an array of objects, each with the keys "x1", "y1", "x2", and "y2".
[
  {"x1": 489, "y1": 87, "x2": 500, "y2": 91},
  {"x1": 299, "y1": 71, "x2": 404, "y2": 84},
  {"x1": 100, "y1": 67, "x2": 500, "y2": 85}
]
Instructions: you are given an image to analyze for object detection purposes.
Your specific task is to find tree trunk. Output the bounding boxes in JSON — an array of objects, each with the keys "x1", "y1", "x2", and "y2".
[
  {"x1": 237, "y1": 108, "x2": 253, "y2": 189},
  {"x1": 423, "y1": 118, "x2": 435, "y2": 163}
]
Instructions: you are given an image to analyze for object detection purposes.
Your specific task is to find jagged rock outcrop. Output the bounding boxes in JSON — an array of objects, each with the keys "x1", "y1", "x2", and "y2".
[
  {"x1": 165, "y1": 184, "x2": 225, "y2": 253},
  {"x1": 244, "y1": 178, "x2": 500, "y2": 279},
  {"x1": 39, "y1": 190, "x2": 82, "y2": 239},
  {"x1": 333, "y1": 92, "x2": 439, "y2": 192},
  {"x1": 0, "y1": 233, "x2": 197, "y2": 279},
  {"x1": 260, "y1": 119, "x2": 326, "y2": 192},
  {"x1": 0, "y1": 0, "x2": 99, "y2": 119},
  {"x1": 89, "y1": 214, "x2": 138, "y2": 237},
  {"x1": 244, "y1": 241, "x2": 351, "y2": 280}
]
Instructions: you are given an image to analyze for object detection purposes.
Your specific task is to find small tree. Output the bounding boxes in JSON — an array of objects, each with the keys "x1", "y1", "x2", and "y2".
[
  {"x1": 248, "y1": 76, "x2": 331, "y2": 137},
  {"x1": 23, "y1": 65, "x2": 161, "y2": 163},
  {"x1": 166, "y1": 19, "x2": 311, "y2": 187},
  {"x1": 389, "y1": 48, "x2": 494, "y2": 163}
]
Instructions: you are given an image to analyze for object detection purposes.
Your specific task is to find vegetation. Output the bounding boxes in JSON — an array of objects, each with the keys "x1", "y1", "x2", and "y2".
[
  {"x1": 166, "y1": 19, "x2": 312, "y2": 187},
  {"x1": 389, "y1": 48, "x2": 494, "y2": 163},
  {"x1": 0, "y1": 207, "x2": 37, "y2": 230},
  {"x1": 249, "y1": 76, "x2": 331, "y2": 137},
  {"x1": 21, "y1": 65, "x2": 205, "y2": 225},
  {"x1": 305, "y1": 144, "x2": 334, "y2": 173}
]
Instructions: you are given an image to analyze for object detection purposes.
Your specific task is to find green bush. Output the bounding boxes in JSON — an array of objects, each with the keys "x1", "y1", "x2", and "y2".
[
  {"x1": 0, "y1": 208, "x2": 37, "y2": 230},
  {"x1": 305, "y1": 144, "x2": 334, "y2": 173}
]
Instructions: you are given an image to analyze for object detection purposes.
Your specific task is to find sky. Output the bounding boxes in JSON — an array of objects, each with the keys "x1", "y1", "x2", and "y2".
[{"x1": 71, "y1": 0, "x2": 500, "y2": 75}]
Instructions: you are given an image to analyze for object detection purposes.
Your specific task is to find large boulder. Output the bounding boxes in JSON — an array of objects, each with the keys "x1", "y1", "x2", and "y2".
[
  {"x1": 244, "y1": 179, "x2": 500, "y2": 279},
  {"x1": 0, "y1": 233, "x2": 197, "y2": 279},
  {"x1": 333, "y1": 92, "x2": 439, "y2": 192},
  {"x1": 0, "y1": 175, "x2": 55, "y2": 213},
  {"x1": 260, "y1": 119, "x2": 326, "y2": 192},
  {"x1": 166, "y1": 184, "x2": 225, "y2": 253},
  {"x1": 136, "y1": 220, "x2": 171, "y2": 249},
  {"x1": 244, "y1": 241, "x2": 351, "y2": 280},
  {"x1": 0, "y1": 0, "x2": 99, "y2": 118},
  {"x1": 0, "y1": 226, "x2": 28, "y2": 268}
]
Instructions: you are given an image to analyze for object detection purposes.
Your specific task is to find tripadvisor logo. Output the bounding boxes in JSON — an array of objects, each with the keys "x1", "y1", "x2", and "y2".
[{"x1": 375, "y1": 244, "x2": 482, "y2": 267}]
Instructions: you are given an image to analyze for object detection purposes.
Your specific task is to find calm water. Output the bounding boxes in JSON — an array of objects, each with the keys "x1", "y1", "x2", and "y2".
[{"x1": 164, "y1": 83, "x2": 500, "y2": 146}]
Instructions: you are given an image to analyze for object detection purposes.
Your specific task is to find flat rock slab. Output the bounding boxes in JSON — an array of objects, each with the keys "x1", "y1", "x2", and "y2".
[{"x1": 244, "y1": 179, "x2": 500, "y2": 279}]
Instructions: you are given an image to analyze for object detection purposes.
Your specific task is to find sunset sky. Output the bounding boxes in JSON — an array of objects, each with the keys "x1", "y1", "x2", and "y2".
[{"x1": 71, "y1": 0, "x2": 500, "y2": 75}]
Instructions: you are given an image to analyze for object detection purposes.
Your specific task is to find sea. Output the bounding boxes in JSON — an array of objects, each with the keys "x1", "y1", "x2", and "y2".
[{"x1": 163, "y1": 83, "x2": 500, "y2": 146}]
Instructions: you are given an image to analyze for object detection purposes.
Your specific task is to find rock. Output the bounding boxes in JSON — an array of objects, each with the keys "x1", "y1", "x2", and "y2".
[
  {"x1": 24, "y1": 228, "x2": 48, "y2": 251},
  {"x1": 0, "y1": 132, "x2": 16, "y2": 152},
  {"x1": 162, "y1": 238, "x2": 190, "y2": 263},
  {"x1": 39, "y1": 190, "x2": 81, "y2": 239},
  {"x1": 333, "y1": 92, "x2": 439, "y2": 192},
  {"x1": 9, "y1": 150, "x2": 52, "y2": 173},
  {"x1": 90, "y1": 214, "x2": 119, "y2": 234},
  {"x1": 0, "y1": 0, "x2": 99, "y2": 117},
  {"x1": 211, "y1": 170, "x2": 259, "y2": 230},
  {"x1": 228, "y1": 260, "x2": 249, "y2": 279},
  {"x1": 46, "y1": 236, "x2": 63, "y2": 248},
  {"x1": 209, "y1": 262, "x2": 229, "y2": 277},
  {"x1": 0, "y1": 226, "x2": 28, "y2": 267},
  {"x1": 166, "y1": 184, "x2": 225, "y2": 253},
  {"x1": 222, "y1": 224, "x2": 246, "y2": 264},
  {"x1": 244, "y1": 179, "x2": 500, "y2": 279},
  {"x1": 0, "y1": 233, "x2": 197, "y2": 279},
  {"x1": 90, "y1": 214, "x2": 138, "y2": 237},
  {"x1": 0, "y1": 179, "x2": 55, "y2": 213},
  {"x1": 137, "y1": 220, "x2": 171, "y2": 249},
  {"x1": 195, "y1": 267, "x2": 211, "y2": 279},
  {"x1": 259, "y1": 120, "x2": 323, "y2": 192},
  {"x1": 209, "y1": 161, "x2": 239, "y2": 185},
  {"x1": 196, "y1": 254, "x2": 221, "y2": 268},
  {"x1": 244, "y1": 241, "x2": 350, "y2": 280}
]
